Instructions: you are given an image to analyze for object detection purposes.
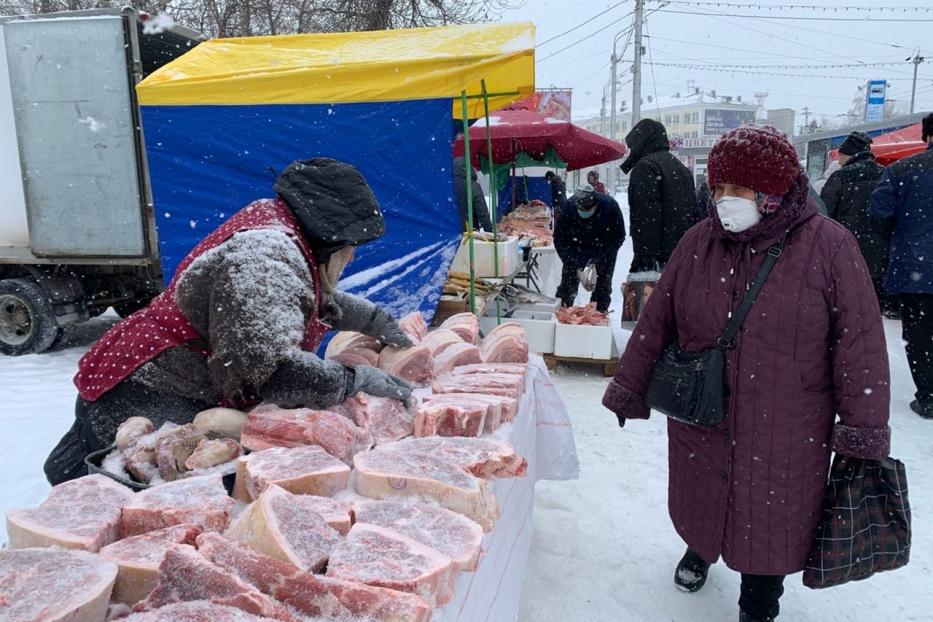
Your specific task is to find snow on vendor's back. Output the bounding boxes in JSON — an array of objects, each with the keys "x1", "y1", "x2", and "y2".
[{"x1": 45, "y1": 158, "x2": 416, "y2": 486}]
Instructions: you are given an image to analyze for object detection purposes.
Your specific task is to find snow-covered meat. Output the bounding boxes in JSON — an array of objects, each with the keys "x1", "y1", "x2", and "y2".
[
  {"x1": 225, "y1": 485, "x2": 341, "y2": 573},
  {"x1": 133, "y1": 545, "x2": 297, "y2": 621},
  {"x1": 420, "y1": 392, "x2": 518, "y2": 432},
  {"x1": 184, "y1": 438, "x2": 242, "y2": 471},
  {"x1": 191, "y1": 408, "x2": 248, "y2": 440},
  {"x1": 121, "y1": 601, "x2": 272, "y2": 622},
  {"x1": 197, "y1": 533, "x2": 432, "y2": 622},
  {"x1": 233, "y1": 445, "x2": 350, "y2": 501},
  {"x1": 116, "y1": 417, "x2": 155, "y2": 451},
  {"x1": 0, "y1": 548, "x2": 118, "y2": 622},
  {"x1": 432, "y1": 341, "x2": 483, "y2": 375},
  {"x1": 420, "y1": 328, "x2": 465, "y2": 357},
  {"x1": 432, "y1": 371, "x2": 526, "y2": 400},
  {"x1": 479, "y1": 322, "x2": 529, "y2": 364},
  {"x1": 556, "y1": 303, "x2": 609, "y2": 326},
  {"x1": 121, "y1": 474, "x2": 235, "y2": 537},
  {"x1": 326, "y1": 523, "x2": 455, "y2": 607},
  {"x1": 378, "y1": 345, "x2": 435, "y2": 387},
  {"x1": 325, "y1": 331, "x2": 383, "y2": 359},
  {"x1": 355, "y1": 501, "x2": 484, "y2": 572},
  {"x1": 353, "y1": 436, "x2": 526, "y2": 531},
  {"x1": 447, "y1": 362, "x2": 527, "y2": 376},
  {"x1": 399, "y1": 311, "x2": 429, "y2": 343},
  {"x1": 240, "y1": 404, "x2": 373, "y2": 464},
  {"x1": 439, "y1": 313, "x2": 480, "y2": 344},
  {"x1": 413, "y1": 398, "x2": 488, "y2": 438},
  {"x1": 333, "y1": 392, "x2": 414, "y2": 444},
  {"x1": 293, "y1": 496, "x2": 354, "y2": 535},
  {"x1": 155, "y1": 424, "x2": 207, "y2": 482},
  {"x1": 99, "y1": 524, "x2": 202, "y2": 606},
  {"x1": 5, "y1": 474, "x2": 133, "y2": 552}
]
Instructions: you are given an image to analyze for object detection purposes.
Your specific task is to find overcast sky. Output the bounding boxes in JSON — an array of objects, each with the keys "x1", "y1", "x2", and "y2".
[{"x1": 496, "y1": 0, "x2": 932, "y2": 126}]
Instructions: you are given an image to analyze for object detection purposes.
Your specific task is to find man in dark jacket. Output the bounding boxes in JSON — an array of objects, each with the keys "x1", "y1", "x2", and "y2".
[
  {"x1": 554, "y1": 187, "x2": 626, "y2": 312},
  {"x1": 545, "y1": 171, "x2": 567, "y2": 208},
  {"x1": 821, "y1": 131, "x2": 892, "y2": 312},
  {"x1": 46, "y1": 159, "x2": 415, "y2": 484},
  {"x1": 621, "y1": 119, "x2": 697, "y2": 272},
  {"x1": 453, "y1": 157, "x2": 494, "y2": 231},
  {"x1": 871, "y1": 113, "x2": 933, "y2": 419}
]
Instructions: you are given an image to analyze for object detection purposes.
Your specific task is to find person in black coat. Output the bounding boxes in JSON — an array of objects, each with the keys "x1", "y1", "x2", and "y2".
[
  {"x1": 453, "y1": 157, "x2": 494, "y2": 231},
  {"x1": 554, "y1": 187, "x2": 626, "y2": 312},
  {"x1": 545, "y1": 171, "x2": 567, "y2": 209},
  {"x1": 696, "y1": 175, "x2": 712, "y2": 219},
  {"x1": 621, "y1": 119, "x2": 697, "y2": 272},
  {"x1": 820, "y1": 131, "x2": 892, "y2": 312}
]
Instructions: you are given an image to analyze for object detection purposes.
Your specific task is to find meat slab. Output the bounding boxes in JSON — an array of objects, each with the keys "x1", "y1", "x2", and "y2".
[
  {"x1": 432, "y1": 341, "x2": 482, "y2": 375},
  {"x1": 413, "y1": 398, "x2": 487, "y2": 438},
  {"x1": 353, "y1": 437, "x2": 526, "y2": 531},
  {"x1": 241, "y1": 404, "x2": 373, "y2": 464},
  {"x1": 121, "y1": 474, "x2": 235, "y2": 537},
  {"x1": 420, "y1": 328, "x2": 465, "y2": 356},
  {"x1": 325, "y1": 331, "x2": 382, "y2": 359},
  {"x1": 225, "y1": 485, "x2": 341, "y2": 573},
  {"x1": 432, "y1": 371, "x2": 525, "y2": 400},
  {"x1": 326, "y1": 523, "x2": 455, "y2": 607},
  {"x1": 0, "y1": 548, "x2": 118, "y2": 622},
  {"x1": 232, "y1": 445, "x2": 351, "y2": 502},
  {"x1": 378, "y1": 344, "x2": 435, "y2": 387},
  {"x1": 334, "y1": 392, "x2": 414, "y2": 444},
  {"x1": 355, "y1": 501, "x2": 484, "y2": 572},
  {"x1": 439, "y1": 313, "x2": 479, "y2": 344},
  {"x1": 479, "y1": 322, "x2": 529, "y2": 364},
  {"x1": 197, "y1": 533, "x2": 432, "y2": 622},
  {"x1": 418, "y1": 392, "x2": 519, "y2": 434},
  {"x1": 5, "y1": 474, "x2": 133, "y2": 552},
  {"x1": 446, "y1": 362, "x2": 527, "y2": 376},
  {"x1": 133, "y1": 545, "x2": 297, "y2": 621},
  {"x1": 330, "y1": 347, "x2": 379, "y2": 367},
  {"x1": 99, "y1": 523, "x2": 202, "y2": 606},
  {"x1": 399, "y1": 312, "x2": 429, "y2": 343},
  {"x1": 293, "y1": 495, "x2": 354, "y2": 535},
  {"x1": 121, "y1": 601, "x2": 272, "y2": 622}
]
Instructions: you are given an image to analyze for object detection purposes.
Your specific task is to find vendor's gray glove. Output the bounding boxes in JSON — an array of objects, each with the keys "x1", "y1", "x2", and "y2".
[
  {"x1": 367, "y1": 312, "x2": 415, "y2": 349},
  {"x1": 349, "y1": 366, "x2": 413, "y2": 401}
]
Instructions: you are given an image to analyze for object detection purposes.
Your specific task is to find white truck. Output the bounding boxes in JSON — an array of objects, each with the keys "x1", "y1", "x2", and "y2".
[{"x1": 0, "y1": 8, "x2": 200, "y2": 354}]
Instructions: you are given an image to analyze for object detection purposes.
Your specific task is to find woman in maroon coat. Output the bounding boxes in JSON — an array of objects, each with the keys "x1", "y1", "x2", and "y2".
[{"x1": 602, "y1": 127, "x2": 891, "y2": 621}]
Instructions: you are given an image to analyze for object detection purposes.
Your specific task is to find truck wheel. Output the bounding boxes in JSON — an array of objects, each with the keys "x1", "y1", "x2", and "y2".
[{"x1": 0, "y1": 279, "x2": 63, "y2": 356}]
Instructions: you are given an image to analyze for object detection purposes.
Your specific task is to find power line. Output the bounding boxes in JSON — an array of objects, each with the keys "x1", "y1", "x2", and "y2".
[
  {"x1": 661, "y1": 1, "x2": 933, "y2": 12},
  {"x1": 536, "y1": 15, "x2": 634, "y2": 63},
  {"x1": 536, "y1": 0, "x2": 631, "y2": 48},
  {"x1": 658, "y1": 60, "x2": 907, "y2": 70},
  {"x1": 647, "y1": 62, "x2": 924, "y2": 80},
  {"x1": 657, "y1": 9, "x2": 933, "y2": 22}
]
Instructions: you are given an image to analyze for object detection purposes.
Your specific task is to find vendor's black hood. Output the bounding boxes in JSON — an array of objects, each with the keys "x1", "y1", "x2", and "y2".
[
  {"x1": 620, "y1": 119, "x2": 670, "y2": 174},
  {"x1": 274, "y1": 158, "x2": 385, "y2": 262}
]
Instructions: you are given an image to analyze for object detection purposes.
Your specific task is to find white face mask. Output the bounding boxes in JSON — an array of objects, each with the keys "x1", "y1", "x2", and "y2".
[{"x1": 716, "y1": 196, "x2": 762, "y2": 232}]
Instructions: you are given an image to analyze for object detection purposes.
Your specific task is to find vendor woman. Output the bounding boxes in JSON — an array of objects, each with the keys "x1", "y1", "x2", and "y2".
[{"x1": 45, "y1": 158, "x2": 414, "y2": 485}]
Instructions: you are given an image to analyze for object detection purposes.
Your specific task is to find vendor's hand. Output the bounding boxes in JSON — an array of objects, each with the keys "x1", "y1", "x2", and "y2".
[
  {"x1": 380, "y1": 326, "x2": 415, "y2": 349},
  {"x1": 350, "y1": 366, "x2": 413, "y2": 401},
  {"x1": 365, "y1": 308, "x2": 415, "y2": 348}
]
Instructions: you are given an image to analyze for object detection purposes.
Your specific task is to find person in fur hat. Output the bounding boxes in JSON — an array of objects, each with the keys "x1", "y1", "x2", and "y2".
[{"x1": 604, "y1": 126, "x2": 891, "y2": 621}]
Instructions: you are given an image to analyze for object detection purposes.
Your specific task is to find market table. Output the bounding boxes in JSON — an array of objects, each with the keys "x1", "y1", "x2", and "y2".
[{"x1": 436, "y1": 355, "x2": 579, "y2": 621}]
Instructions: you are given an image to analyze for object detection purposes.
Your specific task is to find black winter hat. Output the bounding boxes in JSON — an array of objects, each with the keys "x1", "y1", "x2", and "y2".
[
  {"x1": 923, "y1": 113, "x2": 933, "y2": 142},
  {"x1": 838, "y1": 131, "x2": 873, "y2": 156},
  {"x1": 274, "y1": 158, "x2": 385, "y2": 262}
]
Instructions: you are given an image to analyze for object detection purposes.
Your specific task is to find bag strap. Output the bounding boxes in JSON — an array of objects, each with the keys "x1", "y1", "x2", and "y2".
[{"x1": 717, "y1": 235, "x2": 788, "y2": 350}]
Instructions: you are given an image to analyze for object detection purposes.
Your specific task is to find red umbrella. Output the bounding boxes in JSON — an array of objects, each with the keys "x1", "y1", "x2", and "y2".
[{"x1": 452, "y1": 108, "x2": 626, "y2": 171}]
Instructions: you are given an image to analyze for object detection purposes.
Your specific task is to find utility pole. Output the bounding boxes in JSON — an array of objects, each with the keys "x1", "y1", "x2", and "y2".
[
  {"x1": 631, "y1": 0, "x2": 645, "y2": 126},
  {"x1": 909, "y1": 52, "x2": 925, "y2": 114},
  {"x1": 610, "y1": 50, "x2": 618, "y2": 143},
  {"x1": 600, "y1": 90, "x2": 607, "y2": 136},
  {"x1": 802, "y1": 107, "x2": 811, "y2": 134}
]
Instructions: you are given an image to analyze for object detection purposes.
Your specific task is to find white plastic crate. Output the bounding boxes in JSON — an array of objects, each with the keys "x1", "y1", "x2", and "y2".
[
  {"x1": 450, "y1": 236, "x2": 520, "y2": 278},
  {"x1": 553, "y1": 322, "x2": 615, "y2": 359}
]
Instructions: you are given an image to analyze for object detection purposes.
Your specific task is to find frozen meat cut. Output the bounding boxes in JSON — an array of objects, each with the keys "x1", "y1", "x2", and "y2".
[
  {"x1": 399, "y1": 311, "x2": 429, "y2": 343},
  {"x1": 378, "y1": 344, "x2": 435, "y2": 387},
  {"x1": 5, "y1": 473, "x2": 133, "y2": 552},
  {"x1": 121, "y1": 474, "x2": 235, "y2": 537},
  {"x1": 0, "y1": 547, "x2": 118, "y2": 622},
  {"x1": 432, "y1": 341, "x2": 483, "y2": 375},
  {"x1": 420, "y1": 328, "x2": 465, "y2": 356},
  {"x1": 225, "y1": 485, "x2": 341, "y2": 573},
  {"x1": 413, "y1": 398, "x2": 488, "y2": 437},
  {"x1": 439, "y1": 313, "x2": 480, "y2": 344},
  {"x1": 120, "y1": 601, "x2": 272, "y2": 622},
  {"x1": 479, "y1": 322, "x2": 529, "y2": 364},
  {"x1": 333, "y1": 392, "x2": 414, "y2": 444},
  {"x1": 233, "y1": 445, "x2": 351, "y2": 501}
]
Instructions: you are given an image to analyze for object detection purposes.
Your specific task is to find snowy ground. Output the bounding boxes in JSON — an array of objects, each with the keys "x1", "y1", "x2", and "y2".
[{"x1": 0, "y1": 203, "x2": 930, "y2": 621}]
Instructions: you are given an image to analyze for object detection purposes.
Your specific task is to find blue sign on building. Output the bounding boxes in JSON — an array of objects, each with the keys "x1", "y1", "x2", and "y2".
[{"x1": 865, "y1": 80, "x2": 887, "y2": 122}]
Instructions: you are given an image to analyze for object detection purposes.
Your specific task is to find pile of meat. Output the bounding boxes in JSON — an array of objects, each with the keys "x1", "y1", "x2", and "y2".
[
  {"x1": 497, "y1": 201, "x2": 553, "y2": 247},
  {"x1": 556, "y1": 303, "x2": 609, "y2": 326},
  {"x1": 324, "y1": 312, "x2": 530, "y2": 387},
  {"x1": 3, "y1": 434, "x2": 527, "y2": 621}
]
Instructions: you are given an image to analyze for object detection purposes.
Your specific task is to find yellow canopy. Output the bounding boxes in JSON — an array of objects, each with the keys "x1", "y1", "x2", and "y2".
[{"x1": 137, "y1": 22, "x2": 535, "y2": 118}]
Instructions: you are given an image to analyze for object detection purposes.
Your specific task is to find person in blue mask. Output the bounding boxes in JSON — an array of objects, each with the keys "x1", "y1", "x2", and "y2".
[{"x1": 554, "y1": 186, "x2": 626, "y2": 312}]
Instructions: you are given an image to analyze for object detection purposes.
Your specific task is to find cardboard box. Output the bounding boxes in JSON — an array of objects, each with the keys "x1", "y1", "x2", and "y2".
[
  {"x1": 450, "y1": 236, "x2": 520, "y2": 278},
  {"x1": 480, "y1": 310, "x2": 556, "y2": 354},
  {"x1": 553, "y1": 323, "x2": 615, "y2": 359}
]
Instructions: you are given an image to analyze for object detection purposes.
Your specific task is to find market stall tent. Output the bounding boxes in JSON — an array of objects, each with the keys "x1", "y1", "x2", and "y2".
[{"x1": 135, "y1": 23, "x2": 534, "y2": 322}]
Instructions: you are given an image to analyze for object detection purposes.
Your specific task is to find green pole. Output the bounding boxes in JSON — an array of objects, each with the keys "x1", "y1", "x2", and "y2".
[
  {"x1": 460, "y1": 90, "x2": 477, "y2": 316},
  {"x1": 481, "y1": 80, "x2": 502, "y2": 324}
]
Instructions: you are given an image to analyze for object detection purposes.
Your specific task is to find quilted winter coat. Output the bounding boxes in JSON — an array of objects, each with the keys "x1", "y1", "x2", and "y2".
[{"x1": 603, "y1": 172, "x2": 892, "y2": 575}]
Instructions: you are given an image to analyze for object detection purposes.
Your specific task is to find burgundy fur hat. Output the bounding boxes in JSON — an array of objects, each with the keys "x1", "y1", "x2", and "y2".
[{"x1": 708, "y1": 126, "x2": 801, "y2": 196}]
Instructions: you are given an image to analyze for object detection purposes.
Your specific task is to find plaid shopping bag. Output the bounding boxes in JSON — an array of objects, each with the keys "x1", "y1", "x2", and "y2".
[{"x1": 803, "y1": 455, "x2": 911, "y2": 589}]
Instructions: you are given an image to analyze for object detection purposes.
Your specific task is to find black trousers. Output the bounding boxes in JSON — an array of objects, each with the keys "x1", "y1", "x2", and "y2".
[
  {"x1": 44, "y1": 380, "x2": 213, "y2": 486},
  {"x1": 555, "y1": 253, "x2": 617, "y2": 312},
  {"x1": 739, "y1": 573, "x2": 785, "y2": 620},
  {"x1": 901, "y1": 294, "x2": 933, "y2": 403}
]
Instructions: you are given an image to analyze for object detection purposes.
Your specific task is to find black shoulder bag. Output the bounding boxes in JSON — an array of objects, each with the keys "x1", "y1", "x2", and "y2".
[{"x1": 645, "y1": 237, "x2": 787, "y2": 427}]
